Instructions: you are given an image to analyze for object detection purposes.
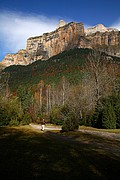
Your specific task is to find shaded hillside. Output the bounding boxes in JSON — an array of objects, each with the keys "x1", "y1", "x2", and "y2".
[
  {"x1": 3, "y1": 48, "x2": 90, "y2": 90},
  {"x1": 3, "y1": 48, "x2": 120, "y2": 91}
]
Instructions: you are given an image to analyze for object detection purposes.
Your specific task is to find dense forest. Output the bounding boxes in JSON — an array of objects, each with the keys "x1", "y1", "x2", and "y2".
[
  {"x1": 3, "y1": 48, "x2": 92, "y2": 90},
  {"x1": 0, "y1": 48, "x2": 120, "y2": 131}
]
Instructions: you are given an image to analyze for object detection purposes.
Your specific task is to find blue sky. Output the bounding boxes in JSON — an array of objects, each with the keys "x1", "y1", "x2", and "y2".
[{"x1": 0, "y1": 0, "x2": 120, "y2": 62}]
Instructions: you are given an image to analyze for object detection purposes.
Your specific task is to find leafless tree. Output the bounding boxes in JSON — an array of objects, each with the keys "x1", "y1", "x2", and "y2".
[
  {"x1": 46, "y1": 84, "x2": 51, "y2": 115},
  {"x1": 86, "y1": 50, "x2": 118, "y2": 102},
  {"x1": 38, "y1": 80, "x2": 44, "y2": 113}
]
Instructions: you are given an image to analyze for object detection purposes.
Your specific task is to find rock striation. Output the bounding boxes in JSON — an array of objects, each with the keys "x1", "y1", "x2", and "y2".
[
  {"x1": 88, "y1": 31, "x2": 120, "y2": 46},
  {"x1": 26, "y1": 22, "x2": 86, "y2": 61},
  {"x1": 1, "y1": 21, "x2": 120, "y2": 67},
  {"x1": 1, "y1": 50, "x2": 32, "y2": 67}
]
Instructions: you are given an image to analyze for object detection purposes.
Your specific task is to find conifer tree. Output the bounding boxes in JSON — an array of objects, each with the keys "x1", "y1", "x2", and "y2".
[{"x1": 102, "y1": 101, "x2": 116, "y2": 129}]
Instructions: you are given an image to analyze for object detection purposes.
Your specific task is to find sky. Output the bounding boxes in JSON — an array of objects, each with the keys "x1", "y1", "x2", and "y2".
[{"x1": 0, "y1": 0, "x2": 120, "y2": 62}]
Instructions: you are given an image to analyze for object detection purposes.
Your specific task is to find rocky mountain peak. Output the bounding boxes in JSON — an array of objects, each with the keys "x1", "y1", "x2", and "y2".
[
  {"x1": 57, "y1": 19, "x2": 66, "y2": 29},
  {"x1": 1, "y1": 21, "x2": 120, "y2": 67},
  {"x1": 85, "y1": 24, "x2": 118, "y2": 35},
  {"x1": 85, "y1": 24, "x2": 107, "y2": 35}
]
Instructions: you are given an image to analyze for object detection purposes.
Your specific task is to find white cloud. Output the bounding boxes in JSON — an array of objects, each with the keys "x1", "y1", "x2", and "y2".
[
  {"x1": 0, "y1": 11, "x2": 95, "y2": 61},
  {"x1": 111, "y1": 18, "x2": 120, "y2": 30},
  {"x1": 0, "y1": 11, "x2": 59, "y2": 54}
]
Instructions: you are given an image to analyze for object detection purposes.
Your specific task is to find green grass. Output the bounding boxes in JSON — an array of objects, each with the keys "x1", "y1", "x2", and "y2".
[{"x1": 0, "y1": 126, "x2": 120, "y2": 180}]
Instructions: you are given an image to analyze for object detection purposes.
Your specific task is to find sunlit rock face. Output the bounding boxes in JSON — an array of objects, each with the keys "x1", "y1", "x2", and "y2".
[
  {"x1": 1, "y1": 50, "x2": 32, "y2": 67},
  {"x1": 85, "y1": 24, "x2": 118, "y2": 35},
  {"x1": 26, "y1": 22, "x2": 85, "y2": 60},
  {"x1": 26, "y1": 22, "x2": 120, "y2": 60},
  {"x1": 1, "y1": 21, "x2": 120, "y2": 67},
  {"x1": 85, "y1": 24, "x2": 120, "y2": 51},
  {"x1": 57, "y1": 20, "x2": 66, "y2": 29}
]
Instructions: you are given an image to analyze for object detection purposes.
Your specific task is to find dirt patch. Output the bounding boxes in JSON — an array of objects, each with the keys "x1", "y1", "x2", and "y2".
[{"x1": 30, "y1": 124, "x2": 120, "y2": 141}]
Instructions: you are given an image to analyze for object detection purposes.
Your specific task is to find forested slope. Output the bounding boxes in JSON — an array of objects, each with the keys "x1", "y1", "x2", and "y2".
[{"x1": 3, "y1": 48, "x2": 95, "y2": 90}]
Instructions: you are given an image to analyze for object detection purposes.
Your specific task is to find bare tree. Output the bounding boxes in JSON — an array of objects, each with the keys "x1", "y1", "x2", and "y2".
[
  {"x1": 51, "y1": 83, "x2": 55, "y2": 107},
  {"x1": 46, "y1": 84, "x2": 51, "y2": 115},
  {"x1": 48, "y1": 84, "x2": 51, "y2": 112},
  {"x1": 62, "y1": 76, "x2": 65, "y2": 106},
  {"x1": 38, "y1": 80, "x2": 44, "y2": 113},
  {"x1": 66, "y1": 82, "x2": 96, "y2": 120},
  {"x1": 86, "y1": 50, "x2": 118, "y2": 102}
]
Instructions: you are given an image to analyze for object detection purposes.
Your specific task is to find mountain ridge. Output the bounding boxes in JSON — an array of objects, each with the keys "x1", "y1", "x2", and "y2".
[
  {"x1": 1, "y1": 20, "x2": 120, "y2": 67},
  {"x1": 3, "y1": 48, "x2": 120, "y2": 91}
]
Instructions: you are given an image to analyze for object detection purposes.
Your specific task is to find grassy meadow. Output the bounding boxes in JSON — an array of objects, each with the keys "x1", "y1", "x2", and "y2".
[{"x1": 0, "y1": 125, "x2": 120, "y2": 180}]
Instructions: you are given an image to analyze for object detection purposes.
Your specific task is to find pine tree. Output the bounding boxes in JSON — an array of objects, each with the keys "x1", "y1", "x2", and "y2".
[{"x1": 102, "y1": 101, "x2": 116, "y2": 129}]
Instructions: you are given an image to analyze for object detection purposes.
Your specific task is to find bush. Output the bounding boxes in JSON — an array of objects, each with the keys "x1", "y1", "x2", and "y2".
[
  {"x1": 62, "y1": 113, "x2": 79, "y2": 132},
  {"x1": 0, "y1": 107, "x2": 10, "y2": 126},
  {"x1": 21, "y1": 113, "x2": 30, "y2": 125},
  {"x1": 0, "y1": 95, "x2": 23, "y2": 126},
  {"x1": 50, "y1": 107, "x2": 64, "y2": 125},
  {"x1": 9, "y1": 118, "x2": 20, "y2": 126},
  {"x1": 80, "y1": 115, "x2": 93, "y2": 127}
]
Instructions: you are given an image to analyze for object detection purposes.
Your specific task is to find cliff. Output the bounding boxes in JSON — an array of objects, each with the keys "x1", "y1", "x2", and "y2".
[
  {"x1": 26, "y1": 22, "x2": 89, "y2": 61},
  {"x1": 1, "y1": 49, "x2": 32, "y2": 67},
  {"x1": 1, "y1": 21, "x2": 120, "y2": 67},
  {"x1": 85, "y1": 24, "x2": 118, "y2": 35}
]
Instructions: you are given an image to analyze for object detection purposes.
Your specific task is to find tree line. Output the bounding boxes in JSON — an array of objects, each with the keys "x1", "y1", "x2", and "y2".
[{"x1": 0, "y1": 50, "x2": 120, "y2": 130}]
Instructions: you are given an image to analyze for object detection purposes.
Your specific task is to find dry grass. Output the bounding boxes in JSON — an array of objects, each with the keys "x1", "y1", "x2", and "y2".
[{"x1": 80, "y1": 125, "x2": 120, "y2": 133}]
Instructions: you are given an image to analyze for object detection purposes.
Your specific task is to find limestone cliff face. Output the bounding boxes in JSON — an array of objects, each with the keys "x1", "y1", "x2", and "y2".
[
  {"x1": 85, "y1": 24, "x2": 108, "y2": 35},
  {"x1": 1, "y1": 21, "x2": 120, "y2": 67},
  {"x1": 26, "y1": 22, "x2": 120, "y2": 61},
  {"x1": 85, "y1": 24, "x2": 120, "y2": 52},
  {"x1": 57, "y1": 20, "x2": 66, "y2": 29},
  {"x1": 1, "y1": 50, "x2": 32, "y2": 67},
  {"x1": 85, "y1": 24, "x2": 118, "y2": 35},
  {"x1": 26, "y1": 22, "x2": 85, "y2": 60},
  {"x1": 87, "y1": 31, "x2": 120, "y2": 47}
]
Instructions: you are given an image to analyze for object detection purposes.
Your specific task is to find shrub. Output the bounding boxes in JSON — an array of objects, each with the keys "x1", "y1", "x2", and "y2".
[
  {"x1": 9, "y1": 118, "x2": 20, "y2": 126},
  {"x1": 0, "y1": 107, "x2": 10, "y2": 126},
  {"x1": 0, "y1": 95, "x2": 23, "y2": 126},
  {"x1": 50, "y1": 107, "x2": 64, "y2": 125},
  {"x1": 80, "y1": 115, "x2": 93, "y2": 127},
  {"x1": 62, "y1": 112, "x2": 79, "y2": 132},
  {"x1": 21, "y1": 113, "x2": 30, "y2": 125}
]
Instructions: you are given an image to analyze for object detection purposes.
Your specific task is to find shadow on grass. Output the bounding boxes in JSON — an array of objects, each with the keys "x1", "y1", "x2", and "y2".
[{"x1": 0, "y1": 126, "x2": 120, "y2": 180}]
